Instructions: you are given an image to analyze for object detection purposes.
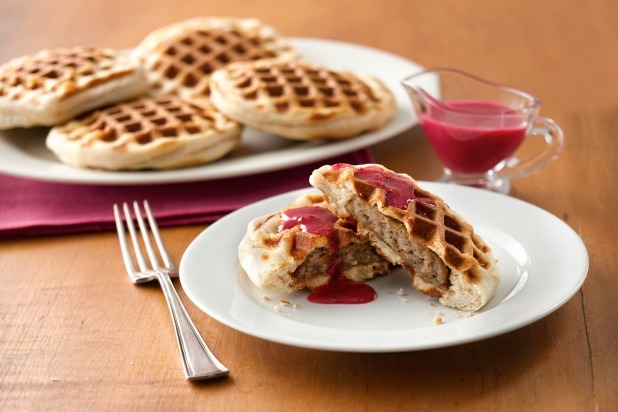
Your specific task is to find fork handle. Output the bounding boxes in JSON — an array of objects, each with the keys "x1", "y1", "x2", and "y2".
[{"x1": 155, "y1": 271, "x2": 229, "y2": 380}]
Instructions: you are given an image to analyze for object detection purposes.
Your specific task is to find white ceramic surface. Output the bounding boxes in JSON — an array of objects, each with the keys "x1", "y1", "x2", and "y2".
[{"x1": 179, "y1": 184, "x2": 589, "y2": 352}]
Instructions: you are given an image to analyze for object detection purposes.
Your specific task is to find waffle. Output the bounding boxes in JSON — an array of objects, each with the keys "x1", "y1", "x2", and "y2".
[
  {"x1": 210, "y1": 59, "x2": 396, "y2": 140},
  {"x1": 310, "y1": 163, "x2": 500, "y2": 311},
  {"x1": 0, "y1": 46, "x2": 148, "y2": 129},
  {"x1": 45, "y1": 95, "x2": 241, "y2": 170},
  {"x1": 134, "y1": 17, "x2": 298, "y2": 98},
  {"x1": 238, "y1": 193, "x2": 391, "y2": 293}
]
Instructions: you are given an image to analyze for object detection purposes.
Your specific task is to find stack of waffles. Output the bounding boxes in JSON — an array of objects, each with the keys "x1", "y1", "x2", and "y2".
[{"x1": 0, "y1": 17, "x2": 396, "y2": 171}]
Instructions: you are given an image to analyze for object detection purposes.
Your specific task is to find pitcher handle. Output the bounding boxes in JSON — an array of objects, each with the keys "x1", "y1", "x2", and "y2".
[{"x1": 499, "y1": 116, "x2": 564, "y2": 179}]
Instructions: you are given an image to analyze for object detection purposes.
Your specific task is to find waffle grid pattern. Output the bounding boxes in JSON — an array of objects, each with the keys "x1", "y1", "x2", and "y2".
[
  {"x1": 0, "y1": 46, "x2": 119, "y2": 99},
  {"x1": 149, "y1": 28, "x2": 279, "y2": 91},
  {"x1": 68, "y1": 97, "x2": 219, "y2": 145},
  {"x1": 354, "y1": 176, "x2": 493, "y2": 272},
  {"x1": 409, "y1": 198, "x2": 491, "y2": 269},
  {"x1": 226, "y1": 61, "x2": 378, "y2": 115}
]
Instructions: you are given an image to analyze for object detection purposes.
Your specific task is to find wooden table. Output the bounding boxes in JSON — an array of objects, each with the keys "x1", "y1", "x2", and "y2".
[{"x1": 1, "y1": 0, "x2": 616, "y2": 410}]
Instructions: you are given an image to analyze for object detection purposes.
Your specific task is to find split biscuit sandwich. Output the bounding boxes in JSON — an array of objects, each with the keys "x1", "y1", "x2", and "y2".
[
  {"x1": 238, "y1": 192, "x2": 391, "y2": 293},
  {"x1": 310, "y1": 163, "x2": 500, "y2": 311}
]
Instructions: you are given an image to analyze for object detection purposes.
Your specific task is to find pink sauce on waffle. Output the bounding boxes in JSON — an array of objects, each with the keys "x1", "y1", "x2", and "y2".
[
  {"x1": 279, "y1": 205, "x2": 376, "y2": 304},
  {"x1": 334, "y1": 163, "x2": 435, "y2": 211}
]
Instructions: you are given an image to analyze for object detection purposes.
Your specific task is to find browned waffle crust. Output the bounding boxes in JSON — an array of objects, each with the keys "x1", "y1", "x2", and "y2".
[
  {"x1": 210, "y1": 59, "x2": 396, "y2": 140},
  {"x1": 134, "y1": 17, "x2": 298, "y2": 98},
  {"x1": 310, "y1": 163, "x2": 500, "y2": 311},
  {"x1": 238, "y1": 193, "x2": 391, "y2": 292},
  {"x1": 46, "y1": 95, "x2": 241, "y2": 170},
  {"x1": 0, "y1": 46, "x2": 148, "y2": 129}
]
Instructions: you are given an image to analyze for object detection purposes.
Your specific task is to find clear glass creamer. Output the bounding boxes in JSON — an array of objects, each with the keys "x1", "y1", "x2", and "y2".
[{"x1": 402, "y1": 68, "x2": 564, "y2": 194}]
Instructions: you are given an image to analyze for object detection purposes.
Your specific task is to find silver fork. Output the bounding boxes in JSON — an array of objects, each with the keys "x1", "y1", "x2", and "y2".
[{"x1": 113, "y1": 200, "x2": 228, "y2": 380}]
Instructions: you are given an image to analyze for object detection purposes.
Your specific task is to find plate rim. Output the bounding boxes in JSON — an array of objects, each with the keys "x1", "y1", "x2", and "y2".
[{"x1": 179, "y1": 183, "x2": 589, "y2": 352}]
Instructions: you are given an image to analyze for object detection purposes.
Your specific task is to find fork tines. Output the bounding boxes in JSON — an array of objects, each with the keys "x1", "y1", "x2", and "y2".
[{"x1": 113, "y1": 200, "x2": 177, "y2": 282}]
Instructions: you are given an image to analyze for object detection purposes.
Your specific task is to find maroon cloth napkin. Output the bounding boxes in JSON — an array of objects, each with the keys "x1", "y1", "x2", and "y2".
[{"x1": 0, "y1": 149, "x2": 373, "y2": 237}]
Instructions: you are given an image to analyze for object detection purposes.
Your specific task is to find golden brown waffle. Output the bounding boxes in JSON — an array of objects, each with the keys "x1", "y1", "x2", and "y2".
[
  {"x1": 134, "y1": 17, "x2": 298, "y2": 98},
  {"x1": 210, "y1": 59, "x2": 396, "y2": 140},
  {"x1": 238, "y1": 193, "x2": 391, "y2": 293},
  {"x1": 46, "y1": 95, "x2": 241, "y2": 170},
  {"x1": 310, "y1": 163, "x2": 500, "y2": 311},
  {"x1": 0, "y1": 46, "x2": 148, "y2": 129}
]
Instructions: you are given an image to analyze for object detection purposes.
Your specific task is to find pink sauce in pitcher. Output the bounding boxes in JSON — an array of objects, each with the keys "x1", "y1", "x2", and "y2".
[
  {"x1": 279, "y1": 206, "x2": 377, "y2": 304},
  {"x1": 419, "y1": 100, "x2": 527, "y2": 174}
]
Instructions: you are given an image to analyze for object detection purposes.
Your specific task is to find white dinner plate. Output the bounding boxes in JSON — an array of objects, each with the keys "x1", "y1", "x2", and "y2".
[
  {"x1": 180, "y1": 184, "x2": 589, "y2": 352},
  {"x1": 0, "y1": 38, "x2": 426, "y2": 185}
]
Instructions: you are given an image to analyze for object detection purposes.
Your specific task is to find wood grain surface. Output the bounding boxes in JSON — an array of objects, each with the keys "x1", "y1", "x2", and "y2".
[{"x1": 1, "y1": 0, "x2": 616, "y2": 410}]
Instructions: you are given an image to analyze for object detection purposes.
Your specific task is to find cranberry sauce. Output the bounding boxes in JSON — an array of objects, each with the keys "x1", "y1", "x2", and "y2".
[
  {"x1": 278, "y1": 205, "x2": 376, "y2": 304},
  {"x1": 353, "y1": 165, "x2": 435, "y2": 210},
  {"x1": 308, "y1": 277, "x2": 376, "y2": 304},
  {"x1": 419, "y1": 100, "x2": 527, "y2": 174},
  {"x1": 279, "y1": 206, "x2": 338, "y2": 238}
]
